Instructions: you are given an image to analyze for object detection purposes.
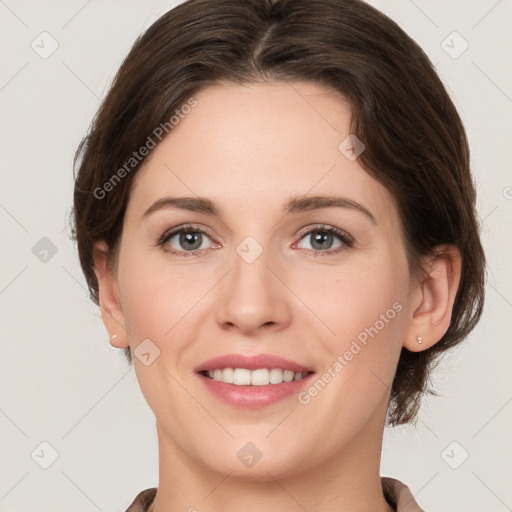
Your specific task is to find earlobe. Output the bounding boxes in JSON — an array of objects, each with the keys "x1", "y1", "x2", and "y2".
[
  {"x1": 93, "y1": 241, "x2": 130, "y2": 349},
  {"x1": 403, "y1": 246, "x2": 462, "y2": 353}
]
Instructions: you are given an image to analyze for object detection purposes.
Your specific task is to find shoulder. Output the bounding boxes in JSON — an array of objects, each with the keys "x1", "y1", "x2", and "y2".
[
  {"x1": 124, "y1": 481, "x2": 425, "y2": 512},
  {"x1": 381, "y1": 477, "x2": 426, "y2": 511},
  {"x1": 123, "y1": 488, "x2": 157, "y2": 512}
]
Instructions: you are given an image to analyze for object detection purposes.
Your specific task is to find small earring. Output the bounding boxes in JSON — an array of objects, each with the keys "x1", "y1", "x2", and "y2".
[
  {"x1": 417, "y1": 336, "x2": 422, "y2": 344},
  {"x1": 111, "y1": 333, "x2": 118, "y2": 340}
]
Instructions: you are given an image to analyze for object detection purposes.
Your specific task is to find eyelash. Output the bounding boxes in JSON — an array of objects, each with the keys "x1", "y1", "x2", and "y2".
[{"x1": 156, "y1": 223, "x2": 354, "y2": 257}]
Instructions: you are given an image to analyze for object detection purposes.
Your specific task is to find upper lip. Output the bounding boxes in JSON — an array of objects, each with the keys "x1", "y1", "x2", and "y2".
[{"x1": 195, "y1": 354, "x2": 314, "y2": 373}]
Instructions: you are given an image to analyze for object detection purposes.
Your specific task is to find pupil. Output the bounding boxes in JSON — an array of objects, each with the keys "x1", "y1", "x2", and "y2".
[
  {"x1": 311, "y1": 231, "x2": 332, "y2": 250},
  {"x1": 181, "y1": 232, "x2": 201, "y2": 250}
]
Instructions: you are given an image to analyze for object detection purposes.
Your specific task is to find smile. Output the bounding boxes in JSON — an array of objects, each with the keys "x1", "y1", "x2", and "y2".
[{"x1": 200, "y1": 368, "x2": 312, "y2": 385}]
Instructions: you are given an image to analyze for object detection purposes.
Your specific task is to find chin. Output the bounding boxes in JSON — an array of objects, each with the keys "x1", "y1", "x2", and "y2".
[{"x1": 191, "y1": 434, "x2": 310, "y2": 481}]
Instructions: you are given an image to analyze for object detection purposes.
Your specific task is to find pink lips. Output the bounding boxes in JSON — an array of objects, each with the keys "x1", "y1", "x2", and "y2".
[
  {"x1": 195, "y1": 353, "x2": 315, "y2": 409},
  {"x1": 195, "y1": 353, "x2": 313, "y2": 373}
]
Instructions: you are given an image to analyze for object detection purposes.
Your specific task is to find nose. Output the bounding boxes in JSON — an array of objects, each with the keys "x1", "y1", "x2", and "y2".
[{"x1": 215, "y1": 244, "x2": 292, "y2": 336}]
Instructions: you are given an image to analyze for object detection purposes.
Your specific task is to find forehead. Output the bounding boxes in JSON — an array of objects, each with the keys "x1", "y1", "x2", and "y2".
[{"x1": 128, "y1": 81, "x2": 397, "y2": 226}]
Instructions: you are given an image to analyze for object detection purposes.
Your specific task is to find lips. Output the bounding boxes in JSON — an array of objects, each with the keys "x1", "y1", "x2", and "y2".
[
  {"x1": 194, "y1": 353, "x2": 315, "y2": 408},
  {"x1": 195, "y1": 353, "x2": 313, "y2": 373}
]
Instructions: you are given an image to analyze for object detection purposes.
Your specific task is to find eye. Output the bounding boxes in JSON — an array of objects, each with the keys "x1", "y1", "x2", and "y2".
[
  {"x1": 294, "y1": 225, "x2": 354, "y2": 256},
  {"x1": 159, "y1": 224, "x2": 219, "y2": 256},
  {"x1": 157, "y1": 223, "x2": 353, "y2": 257}
]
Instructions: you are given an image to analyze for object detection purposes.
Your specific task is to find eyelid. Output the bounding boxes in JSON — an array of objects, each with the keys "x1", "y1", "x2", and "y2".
[
  {"x1": 158, "y1": 222, "x2": 354, "y2": 257},
  {"x1": 295, "y1": 223, "x2": 354, "y2": 245},
  {"x1": 290, "y1": 225, "x2": 354, "y2": 257},
  {"x1": 158, "y1": 223, "x2": 215, "y2": 245}
]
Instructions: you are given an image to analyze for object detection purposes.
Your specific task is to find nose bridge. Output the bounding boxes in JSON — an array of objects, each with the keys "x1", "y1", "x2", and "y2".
[
  {"x1": 232, "y1": 240, "x2": 272, "y2": 293},
  {"x1": 214, "y1": 236, "x2": 290, "y2": 333}
]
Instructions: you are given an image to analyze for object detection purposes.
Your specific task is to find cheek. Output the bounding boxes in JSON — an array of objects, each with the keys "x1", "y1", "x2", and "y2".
[
  {"x1": 292, "y1": 255, "x2": 409, "y2": 353},
  {"x1": 117, "y1": 245, "x2": 208, "y2": 362},
  {"x1": 291, "y1": 262, "x2": 408, "y2": 438},
  {"x1": 312, "y1": 258, "x2": 408, "y2": 403},
  {"x1": 120, "y1": 272, "x2": 170, "y2": 340},
  {"x1": 117, "y1": 253, "x2": 208, "y2": 422}
]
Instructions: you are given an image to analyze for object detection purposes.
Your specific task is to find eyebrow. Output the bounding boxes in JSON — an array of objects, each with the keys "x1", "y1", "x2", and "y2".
[{"x1": 141, "y1": 194, "x2": 377, "y2": 224}]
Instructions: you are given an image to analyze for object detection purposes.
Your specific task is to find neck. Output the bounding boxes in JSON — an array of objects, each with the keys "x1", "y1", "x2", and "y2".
[{"x1": 150, "y1": 399, "x2": 394, "y2": 512}]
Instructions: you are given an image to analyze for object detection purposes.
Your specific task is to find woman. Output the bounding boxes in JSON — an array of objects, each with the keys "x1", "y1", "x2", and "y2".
[{"x1": 72, "y1": 0, "x2": 485, "y2": 510}]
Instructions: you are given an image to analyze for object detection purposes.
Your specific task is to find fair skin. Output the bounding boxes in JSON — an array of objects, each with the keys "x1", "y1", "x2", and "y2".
[{"x1": 94, "y1": 81, "x2": 461, "y2": 512}]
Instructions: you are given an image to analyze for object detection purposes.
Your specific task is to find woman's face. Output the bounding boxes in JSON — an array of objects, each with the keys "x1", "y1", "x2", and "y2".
[{"x1": 112, "y1": 81, "x2": 417, "y2": 478}]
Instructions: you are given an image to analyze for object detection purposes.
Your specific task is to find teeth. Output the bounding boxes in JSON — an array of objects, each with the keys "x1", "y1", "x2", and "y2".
[
  {"x1": 251, "y1": 368, "x2": 269, "y2": 386},
  {"x1": 221, "y1": 367, "x2": 234, "y2": 383},
  {"x1": 203, "y1": 368, "x2": 308, "y2": 385},
  {"x1": 233, "y1": 368, "x2": 251, "y2": 385},
  {"x1": 283, "y1": 370, "x2": 295, "y2": 382},
  {"x1": 269, "y1": 368, "x2": 283, "y2": 384}
]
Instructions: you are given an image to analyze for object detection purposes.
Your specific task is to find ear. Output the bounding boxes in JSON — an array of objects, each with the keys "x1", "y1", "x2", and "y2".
[
  {"x1": 93, "y1": 241, "x2": 129, "y2": 349},
  {"x1": 403, "y1": 245, "x2": 462, "y2": 352}
]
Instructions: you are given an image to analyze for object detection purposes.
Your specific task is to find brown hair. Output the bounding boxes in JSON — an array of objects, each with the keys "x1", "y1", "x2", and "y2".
[{"x1": 71, "y1": 0, "x2": 485, "y2": 426}]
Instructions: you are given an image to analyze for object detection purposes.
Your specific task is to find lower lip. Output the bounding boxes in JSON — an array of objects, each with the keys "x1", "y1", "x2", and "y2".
[{"x1": 198, "y1": 373, "x2": 314, "y2": 409}]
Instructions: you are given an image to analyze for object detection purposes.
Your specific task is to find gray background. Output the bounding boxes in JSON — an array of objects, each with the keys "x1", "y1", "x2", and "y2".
[{"x1": 0, "y1": 1, "x2": 510, "y2": 510}]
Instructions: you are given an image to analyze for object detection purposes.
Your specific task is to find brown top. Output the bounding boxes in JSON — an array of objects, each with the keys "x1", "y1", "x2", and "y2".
[{"x1": 124, "y1": 477, "x2": 425, "y2": 511}]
